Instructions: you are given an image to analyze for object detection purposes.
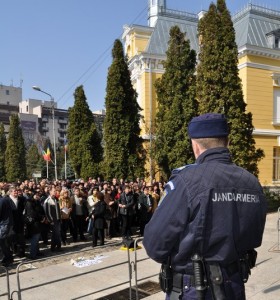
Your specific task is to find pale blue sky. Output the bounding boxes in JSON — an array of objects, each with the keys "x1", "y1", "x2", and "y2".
[{"x1": 1, "y1": 0, "x2": 280, "y2": 111}]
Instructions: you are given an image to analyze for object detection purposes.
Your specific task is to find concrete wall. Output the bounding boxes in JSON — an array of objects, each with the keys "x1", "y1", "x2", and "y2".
[{"x1": 0, "y1": 84, "x2": 22, "y2": 106}]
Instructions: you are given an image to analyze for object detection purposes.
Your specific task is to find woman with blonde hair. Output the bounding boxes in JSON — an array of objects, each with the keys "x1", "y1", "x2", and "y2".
[{"x1": 59, "y1": 189, "x2": 73, "y2": 245}]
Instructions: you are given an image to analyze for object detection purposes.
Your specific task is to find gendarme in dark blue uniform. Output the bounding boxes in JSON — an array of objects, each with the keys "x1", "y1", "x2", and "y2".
[{"x1": 143, "y1": 113, "x2": 267, "y2": 300}]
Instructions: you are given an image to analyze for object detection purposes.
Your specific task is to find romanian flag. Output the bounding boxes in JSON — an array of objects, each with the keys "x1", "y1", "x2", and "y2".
[
  {"x1": 64, "y1": 138, "x2": 68, "y2": 152},
  {"x1": 42, "y1": 146, "x2": 51, "y2": 161}
]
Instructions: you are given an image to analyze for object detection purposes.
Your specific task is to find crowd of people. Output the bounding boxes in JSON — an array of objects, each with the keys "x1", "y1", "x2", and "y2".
[{"x1": 0, "y1": 177, "x2": 166, "y2": 267}]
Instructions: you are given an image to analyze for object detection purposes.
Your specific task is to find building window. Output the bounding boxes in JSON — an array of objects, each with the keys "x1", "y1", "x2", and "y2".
[
  {"x1": 273, "y1": 147, "x2": 280, "y2": 181},
  {"x1": 276, "y1": 38, "x2": 280, "y2": 49},
  {"x1": 266, "y1": 29, "x2": 280, "y2": 49},
  {"x1": 5, "y1": 90, "x2": 9, "y2": 95},
  {"x1": 273, "y1": 87, "x2": 280, "y2": 124},
  {"x1": 26, "y1": 105, "x2": 28, "y2": 112}
]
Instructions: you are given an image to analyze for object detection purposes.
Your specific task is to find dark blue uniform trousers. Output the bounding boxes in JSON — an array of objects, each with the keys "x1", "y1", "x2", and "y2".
[{"x1": 166, "y1": 270, "x2": 246, "y2": 300}]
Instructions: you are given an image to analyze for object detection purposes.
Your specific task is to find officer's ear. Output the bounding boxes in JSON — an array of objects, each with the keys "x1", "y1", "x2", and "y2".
[
  {"x1": 191, "y1": 139, "x2": 201, "y2": 159},
  {"x1": 192, "y1": 139, "x2": 207, "y2": 159},
  {"x1": 226, "y1": 137, "x2": 230, "y2": 147}
]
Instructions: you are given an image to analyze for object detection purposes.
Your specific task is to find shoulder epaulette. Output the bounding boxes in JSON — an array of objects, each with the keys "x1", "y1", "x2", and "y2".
[{"x1": 172, "y1": 163, "x2": 197, "y2": 175}]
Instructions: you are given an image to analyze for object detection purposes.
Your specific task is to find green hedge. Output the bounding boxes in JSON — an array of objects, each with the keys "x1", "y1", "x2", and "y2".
[{"x1": 263, "y1": 187, "x2": 280, "y2": 213}]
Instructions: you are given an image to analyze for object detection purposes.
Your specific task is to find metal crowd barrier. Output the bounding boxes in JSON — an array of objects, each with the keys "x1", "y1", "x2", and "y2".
[
  {"x1": 0, "y1": 266, "x2": 11, "y2": 300},
  {"x1": 127, "y1": 237, "x2": 159, "y2": 300},
  {"x1": 11, "y1": 249, "x2": 130, "y2": 300},
  {"x1": 5, "y1": 238, "x2": 157, "y2": 300},
  {"x1": 277, "y1": 207, "x2": 280, "y2": 250}
]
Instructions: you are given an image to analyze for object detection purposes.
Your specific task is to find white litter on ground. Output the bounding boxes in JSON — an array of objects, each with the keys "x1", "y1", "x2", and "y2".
[
  {"x1": 22, "y1": 263, "x2": 37, "y2": 269},
  {"x1": 71, "y1": 255, "x2": 109, "y2": 268}
]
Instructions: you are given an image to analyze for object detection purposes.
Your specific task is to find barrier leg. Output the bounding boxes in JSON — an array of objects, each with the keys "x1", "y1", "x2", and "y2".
[
  {"x1": 134, "y1": 237, "x2": 144, "y2": 300},
  {"x1": 277, "y1": 207, "x2": 280, "y2": 250},
  {"x1": 127, "y1": 245, "x2": 132, "y2": 300},
  {"x1": 0, "y1": 266, "x2": 11, "y2": 300}
]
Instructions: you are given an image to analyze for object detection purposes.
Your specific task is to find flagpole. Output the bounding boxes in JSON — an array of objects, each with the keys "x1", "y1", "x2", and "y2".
[
  {"x1": 64, "y1": 138, "x2": 68, "y2": 180},
  {"x1": 65, "y1": 148, "x2": 67, "y2": 179},
  {"x1": 47, "y1": 159, "x2": 49, "y2": 179}
]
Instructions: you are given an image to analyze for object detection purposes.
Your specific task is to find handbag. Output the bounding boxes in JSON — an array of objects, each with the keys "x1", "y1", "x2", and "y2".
[{"x1": 87, "y1": 218, "x2": 94, "y2": 234}]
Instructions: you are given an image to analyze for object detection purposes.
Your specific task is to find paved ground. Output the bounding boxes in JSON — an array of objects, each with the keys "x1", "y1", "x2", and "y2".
[
  {"x1": 0, "y1": 234, "x2": 160, "y2": 300},
  {"x1": 245, "y1": 211, "x2": 280, "y2": 299},
  {"x1": 0, "y1": 212, "x2": 279, "y2": 299}
]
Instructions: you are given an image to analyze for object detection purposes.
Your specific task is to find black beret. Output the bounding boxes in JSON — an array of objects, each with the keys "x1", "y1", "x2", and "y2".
[{"x1": 188, "y1": 113, "x2": 229, "y2": 139}]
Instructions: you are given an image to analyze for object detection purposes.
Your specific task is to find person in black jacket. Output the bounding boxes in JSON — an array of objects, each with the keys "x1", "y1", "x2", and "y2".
[
  {"x1": 0, "y1": 196, "x2": 14, "y2": 266},
  {"x1": 90, "y1": 192, "x2": 106, "y2": 247},
  {"x1": 118, "y1": 186, "x2": 135, "y2": 240},
  {"x1": 44, "y1": 187, "x2": 62, "y2": 252},
  {"x1": 40, "y1": 186, "x2": 50, "y2": 245},
  {"x1": 138, "y1": 186, "x2": 153, "y2": 236},
  {"x1": 25, "y1": 192, "x2": 46, "y2": 259},
  {"x1": 8, "y1": 186, "x2": 26, "y2": 257}
]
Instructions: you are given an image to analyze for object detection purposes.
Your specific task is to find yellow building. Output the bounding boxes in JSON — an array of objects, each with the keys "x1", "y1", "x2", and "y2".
[{"x1": 122, "y1": 1, "x2": 280, "y2": 185}]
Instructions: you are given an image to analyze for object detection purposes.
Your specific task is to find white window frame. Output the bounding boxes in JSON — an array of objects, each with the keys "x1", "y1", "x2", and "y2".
[
  {"x1": 273, "y1": 87, "x2": 280, "y2": 124},
  {"x1": 273, "y1": 147, "x2": 280, "y2": 181}
]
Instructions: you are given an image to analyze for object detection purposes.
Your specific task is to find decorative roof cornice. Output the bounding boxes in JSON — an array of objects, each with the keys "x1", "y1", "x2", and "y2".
[
  {"x1": 238, "y1": 44, "x2": 280, "y2": 60},
  {"x1": 122, "y1": 24, "x2": 154, "y2": 39},
  {"x1": 128, "y1": 52, "x2": 166, "y2": 81},
  {"x1": 128, "y1": 52, "x2": 166, "y2": 67}
]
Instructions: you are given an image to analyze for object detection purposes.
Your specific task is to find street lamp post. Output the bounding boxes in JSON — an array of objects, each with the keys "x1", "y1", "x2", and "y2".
[{"x1": 32, "y1": 86, "x2": 58, "y2": 181}]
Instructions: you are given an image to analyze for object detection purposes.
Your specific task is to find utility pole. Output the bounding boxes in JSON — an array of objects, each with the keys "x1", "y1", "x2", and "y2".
[
  {"x1": 33, "y1": 86, "x2": 58, "y2": 181},
  {"x1": 51, "y1": 98, "x2": 58, "y2": 181},
  {"x1": 149, "y1": 58, "x2": 154, "y2": 183}
]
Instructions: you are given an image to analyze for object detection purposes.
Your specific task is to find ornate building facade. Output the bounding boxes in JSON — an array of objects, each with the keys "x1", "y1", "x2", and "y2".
[{"x1": 122, "y1": 1, "x2": 280, "y2": 185}]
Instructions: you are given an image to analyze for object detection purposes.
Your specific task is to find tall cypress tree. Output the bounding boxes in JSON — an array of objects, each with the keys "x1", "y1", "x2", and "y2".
[
  {"x1": 80, "y1": 123, "x2": 103, "y2": 179},
  {"x1": 67, "y1": 85, "x2": 102, "y2": 179},
  {"x1": 26, "y1": 143, "x2": 41, "y2": 179},
  {"x1": 5, "y1": 114, "x2": 26, "y2": 182},
  {"x1": 104, "y1": 39, "x2": 145, "y2": 180},
  {"x1": 197, "y1": 0, "x2": 264, "y2": 176},
  {"x1": 0, "y1": 123, "x2": 7, "y2": 181},
  {"x1": 155, "y1": 26, "x2": 198, "y2": 178}
]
